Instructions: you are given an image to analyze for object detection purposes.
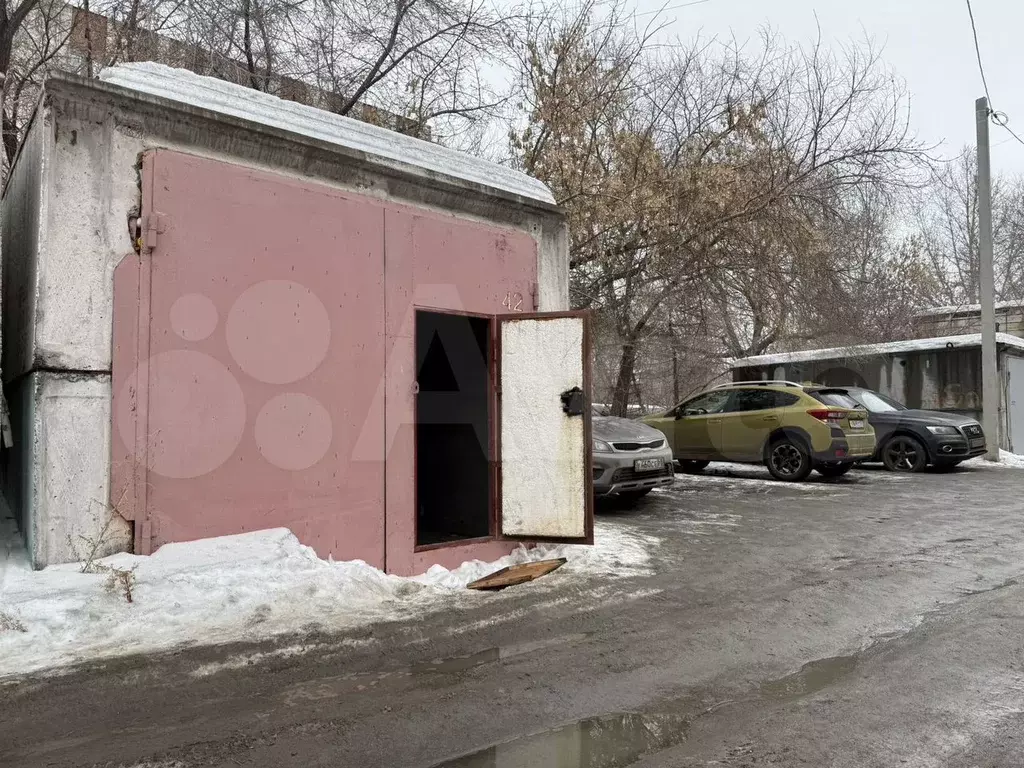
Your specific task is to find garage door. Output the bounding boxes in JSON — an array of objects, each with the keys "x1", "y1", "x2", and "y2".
[{"x1": 111, "y1": 150, "x2": 387, "y2": 565}]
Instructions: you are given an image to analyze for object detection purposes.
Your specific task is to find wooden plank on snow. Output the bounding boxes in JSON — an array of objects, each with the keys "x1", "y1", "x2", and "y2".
[{"x1": 467, "y1": 558, "x2": 567, "y2": 591}]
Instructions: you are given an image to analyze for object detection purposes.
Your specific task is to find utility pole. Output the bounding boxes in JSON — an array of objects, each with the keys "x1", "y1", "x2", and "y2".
[
  {"x1": 977, "y1": 96, "x2": 1000, "y2": 460},
  {"x1": 669, "y1": 317, "x2": 680, "y2": 404}
]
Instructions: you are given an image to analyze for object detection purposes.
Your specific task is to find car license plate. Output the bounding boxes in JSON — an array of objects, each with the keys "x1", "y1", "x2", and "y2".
[
  {"x1": 849, "y1": 419, "x2": 864, "y2": 430},
  {"x1": 970, "y1": 437, "x2": 985, "y2": 448},
  {"x1": 634, "y1": 458, "x2": 662, "y2": 473}
]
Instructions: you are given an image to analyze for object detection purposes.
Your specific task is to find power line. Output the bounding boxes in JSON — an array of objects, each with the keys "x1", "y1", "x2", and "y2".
[
  {"x1": 965, "y1": 0, "x2": 993, "y2": 107},
  {"x1": 633, "y1": 0, "x2": 711, "y2": 19},
  {"x1": 964, "y1": 0, "x2": 1024, "y2": 151},
  {"x1": 990, "y1": 111, "x2": 1024, "y2": 150}
]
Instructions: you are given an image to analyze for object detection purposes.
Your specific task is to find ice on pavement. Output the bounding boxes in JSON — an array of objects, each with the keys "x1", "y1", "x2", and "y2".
[{"x1": 0, "y1": 521, "x2": 656, "y2": 678}]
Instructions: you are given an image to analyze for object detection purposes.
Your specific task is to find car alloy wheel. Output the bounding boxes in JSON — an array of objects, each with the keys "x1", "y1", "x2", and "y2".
[
  {"x1": 883, "y1": 435, "x2": 926, "y2": 472},
  {"x1": 768, "y1": 441, "x2": 810, "y2": 481}
]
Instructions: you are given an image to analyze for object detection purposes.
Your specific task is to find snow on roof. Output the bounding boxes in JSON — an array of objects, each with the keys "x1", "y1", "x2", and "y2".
[
  {"x1": 915, "y1": 299, "x2": 1024, "y2": 317},
  {"x1": 730, "y1": 333, "x2": 1024, "y2": 368},
  {"x1": 98, "y1": 62, "x2": 556, "y2": 206}
]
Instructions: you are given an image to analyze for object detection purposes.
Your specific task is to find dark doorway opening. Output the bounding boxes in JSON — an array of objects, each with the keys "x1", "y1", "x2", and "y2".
[{"x1": 415, "y1": 310, "x2": 492, "y2": 547}]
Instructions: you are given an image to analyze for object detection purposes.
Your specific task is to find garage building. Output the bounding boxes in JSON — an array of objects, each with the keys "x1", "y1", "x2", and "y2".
[
  {"x1": 2, "y1": 63, "x2": 593, "y2": 574},
  {"x1": 730, "y1": 333, "x2": 1024, "y2": 452}
]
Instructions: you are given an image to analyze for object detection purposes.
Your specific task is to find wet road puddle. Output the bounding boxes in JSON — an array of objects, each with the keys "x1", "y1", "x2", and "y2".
[
  {"x1": 430, "y1": 712, "x2": 689, "y2": 767},
  {"x1": 759, "y1": 654, "x2": 859, "y2": 700},
  {"x1": 418, "y1": 648, "x2": 865, "y2": 766},
  {"x1": 412, "y1": 634, "x2": 591, "y2": 676},
  {"x1": 282, "y1": 634, "x2": 590, "y2": 706}
]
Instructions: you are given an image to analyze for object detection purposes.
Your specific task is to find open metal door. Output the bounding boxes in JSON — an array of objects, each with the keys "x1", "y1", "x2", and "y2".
[{"x1": 496, "y1": 311, "x2": 593, "y2": 543}]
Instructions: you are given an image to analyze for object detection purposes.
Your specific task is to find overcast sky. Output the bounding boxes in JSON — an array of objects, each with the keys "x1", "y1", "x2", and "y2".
[{"x1": 629, "y1": 0, "x2": 1024, "y2": 173}]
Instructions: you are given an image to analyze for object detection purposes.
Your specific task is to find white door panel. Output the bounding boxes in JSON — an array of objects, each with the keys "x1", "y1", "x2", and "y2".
[{"x1": 499, "y1": 314, "x2": 589, "y2": 540}]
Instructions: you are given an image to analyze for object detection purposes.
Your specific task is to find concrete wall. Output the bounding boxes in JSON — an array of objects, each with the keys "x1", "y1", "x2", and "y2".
[
  {"x1": 6, "y1": 75, "x2": 570, "y2": 568},
  {"x1": 2, "y1": 113, "x2": 49, "y2": 382},
  {"x1": 1, "y1": 112, "x2": 49, "y2": 536},
  {"x1": 6, "y1": 372, "x2": 126, "y2": 567},
  {"x1": 916, "y1": 307, "x2": 1024, "y2": 340}
]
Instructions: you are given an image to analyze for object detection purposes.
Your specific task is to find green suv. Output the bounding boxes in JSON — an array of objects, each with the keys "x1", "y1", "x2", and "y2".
[{"x1": 642, "y1": 381, "x2": 876, "y2": 481}]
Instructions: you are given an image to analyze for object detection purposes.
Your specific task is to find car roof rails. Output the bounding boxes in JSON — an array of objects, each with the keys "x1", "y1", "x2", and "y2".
[{"x1": 712, "y1": 380, "x2": 804, "y2": 389}]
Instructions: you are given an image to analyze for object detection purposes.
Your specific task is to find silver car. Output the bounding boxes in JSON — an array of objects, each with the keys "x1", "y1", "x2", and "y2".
[{"x1": 592, "y1": 408, "x2": 675, "y2": 499}]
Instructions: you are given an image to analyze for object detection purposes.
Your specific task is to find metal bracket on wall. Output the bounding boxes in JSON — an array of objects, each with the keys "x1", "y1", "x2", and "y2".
[
  {"x1": 141, "y1": 213, "x2": 167, "y2": 252},
  {"x1": 136, "y1": 517, "x2": 158, "y2": 556}
]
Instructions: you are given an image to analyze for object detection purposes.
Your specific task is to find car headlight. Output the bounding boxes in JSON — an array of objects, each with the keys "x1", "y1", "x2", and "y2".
[
  {"x1": 593, "y1": 439, "x2": 613, "y2": 453},
  {"x1": 926, "y1": 425, "x2": 959, "y2": 435}
]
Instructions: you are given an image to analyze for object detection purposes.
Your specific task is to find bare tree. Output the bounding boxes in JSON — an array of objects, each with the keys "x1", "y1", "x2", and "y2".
[
  {"x1": 917, "y1": 149, "x2": 1024, "y2": 307},
  {"x1": 513, "y1": 9, "x2": 929, "y2": 414},
  {"x1": 1, "y1": 0, "x2": 72, "y2": 170},
  {"x1": 285, "y1": 0, "x2": 512, "y2": 143}
]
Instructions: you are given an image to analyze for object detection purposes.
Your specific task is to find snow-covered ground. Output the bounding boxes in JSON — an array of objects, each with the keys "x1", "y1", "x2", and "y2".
[
  {"x1": 966, "y1": 450, "x2": 1024, "y2": 469},
  {"x1": 667, "y1": 462, "x2": 909, "y2": 490},
  {"x1": 0, "y1": 517, "x2": 657, "y2": 678}
]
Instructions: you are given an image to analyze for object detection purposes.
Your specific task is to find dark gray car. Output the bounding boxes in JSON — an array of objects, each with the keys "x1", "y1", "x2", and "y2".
[
  {"x1": 806, "y1": 386, "x2": 986, "y2": 472},
  {"x1": 592, "y1": 409, "x2": 675, "y2": 499}
]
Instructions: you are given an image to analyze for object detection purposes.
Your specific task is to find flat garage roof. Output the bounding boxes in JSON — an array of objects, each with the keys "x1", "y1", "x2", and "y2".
[
  {"x1": 730, "y1": 333, "x2": 1024, "y2": 369},
  {"x1": 99, "y1": 62, "x2": 555, "y2": 206}
]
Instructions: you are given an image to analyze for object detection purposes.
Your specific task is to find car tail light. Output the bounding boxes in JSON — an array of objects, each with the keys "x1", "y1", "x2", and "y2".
[{"x1": 807, "y1": 409, "x2": 846, "y2": 427}]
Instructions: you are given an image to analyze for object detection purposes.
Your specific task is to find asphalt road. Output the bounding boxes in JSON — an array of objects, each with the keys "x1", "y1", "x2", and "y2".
[{"x1": 3, "y1": 461, "x2": 1024, "y2": 768}]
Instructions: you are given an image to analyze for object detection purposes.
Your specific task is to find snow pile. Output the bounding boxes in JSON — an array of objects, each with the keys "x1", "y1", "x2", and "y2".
[
  {"x1": 968, "y1": 450, "x2": 1024, "y2": 468},
  {"x1": 915, "y1": 299, "x2": 1024, "y2": 317},
  {"x1": 998, "y1": 450, "x2": 1024, "y2": 468},
  {"x1": 0, "y1": 522, "x2": 654, "y2": 677},
  {"x1": 98, "y1": 62, "x2": 556, "y2": 205},
  {"x1": 415, "y1": 523, "x2": 657, "y2": 589}
]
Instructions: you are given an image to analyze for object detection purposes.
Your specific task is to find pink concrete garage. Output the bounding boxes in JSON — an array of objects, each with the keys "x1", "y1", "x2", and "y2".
[
  {"x1": 2, "y1": 64, "x2": 591, "y2": 571},
  {"x1": 111, "y1": 149, "x2": 591, "y2": 575}
]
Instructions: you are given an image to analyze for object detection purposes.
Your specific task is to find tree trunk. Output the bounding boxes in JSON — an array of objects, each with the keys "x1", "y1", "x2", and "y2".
[
  {"x1": 611, "y1": 340, "x2": 637, "y2": 417},
  {"x1": 83, "y1": 0, "x2": 93, "y2": 79},
  {"x1": 243, "y1": 0, "x2": 259, "y2": 90}
]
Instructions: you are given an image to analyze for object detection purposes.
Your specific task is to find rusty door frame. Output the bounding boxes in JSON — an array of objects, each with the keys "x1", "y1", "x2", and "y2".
[
  {"x1": 111, "y1": 150, "x2": 159, "y2": 554},
  {"x1": 493, "y1": 310, "x2": 594, "y2": 546}
]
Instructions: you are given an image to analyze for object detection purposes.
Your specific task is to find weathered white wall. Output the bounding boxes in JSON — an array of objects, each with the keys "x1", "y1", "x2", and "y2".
[
  {"x1": 536, "y1": 221, "x2": 569, "y2": 311},
  {"x1": 500, "y1": 317, "x2": 585, "y2": 538},
  {"x1": 1004, "y1": 353, "x2": 1024, "y2": 451},
  {"x1": 34, "y1": 115, "x2": 143, "y2": 371},
  {"x1": 1, "y1": 112, "x2": 50, "y2": 382},
  {"x1": 919, "y1": 354, "x2": 940, "y2": 410},
  {"x1": 889, "y1": 357, "x2": 906, "y2": 404},
  {"x1": 21, "y1": 372, "x2": 127, "y2": 567}
]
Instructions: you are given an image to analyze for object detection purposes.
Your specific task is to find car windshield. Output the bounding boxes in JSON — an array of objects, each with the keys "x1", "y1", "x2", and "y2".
[
  {"x1": 811, "y1": 390, "x2": 860, "y2": 409},
  {"x1": 851, "y1": 390, "x2": 906, "y2": 412}
]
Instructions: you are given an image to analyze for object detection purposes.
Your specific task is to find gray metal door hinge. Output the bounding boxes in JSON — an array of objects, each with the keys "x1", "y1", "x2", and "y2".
[{"x1": 141, "y1": 213, "x2": 167, "y2": 252}]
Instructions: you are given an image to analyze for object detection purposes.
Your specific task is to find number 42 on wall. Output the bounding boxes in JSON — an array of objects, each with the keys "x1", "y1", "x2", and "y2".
[{"x1": 502, "y1": 291, "x2": 524, "y2": 312}]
